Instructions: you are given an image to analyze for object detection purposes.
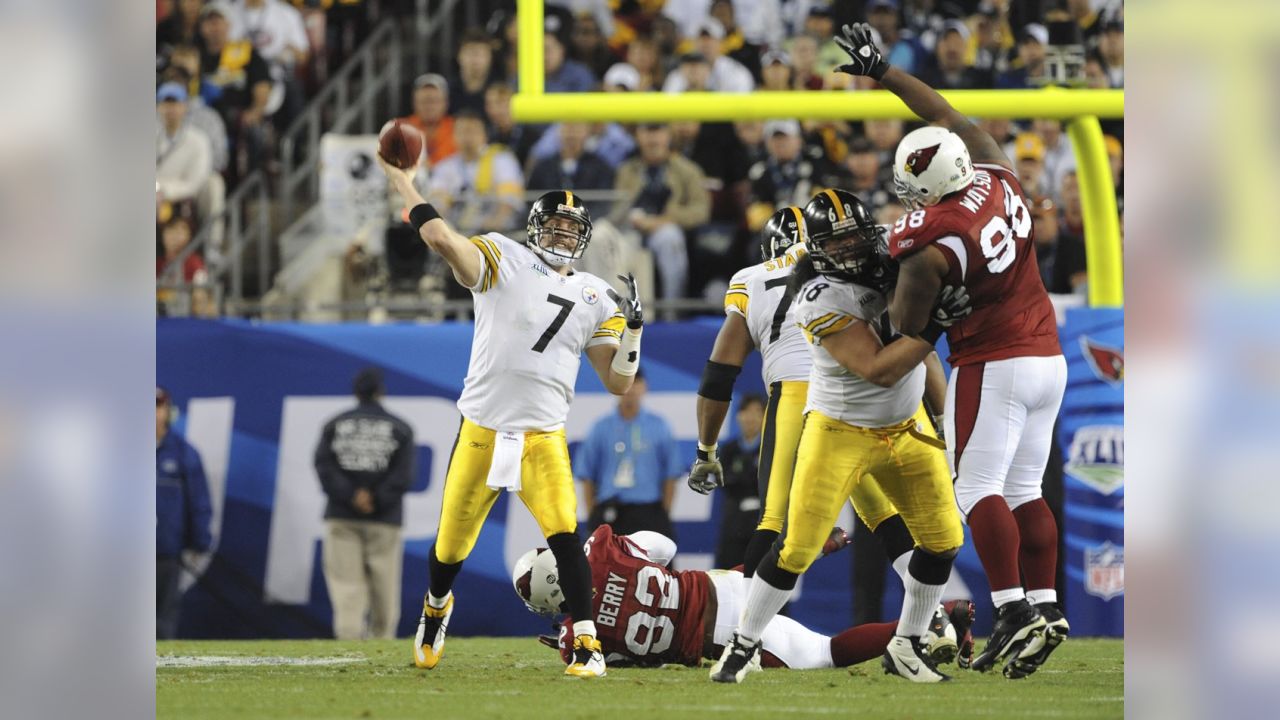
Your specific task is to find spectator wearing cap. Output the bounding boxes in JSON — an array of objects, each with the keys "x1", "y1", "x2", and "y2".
[
  {"x1": 745, "y1": 120, "x2": 836, "y2": 231},
  {"x1": 157, "y1": 81, "x2": 214, "y2": 213},
  {"x1": 1012, "y1": 132, "x2": 1050, "y2": 199},
  {"x1": 315, "y1": 368, "x2": 415, "y2": 640},
  {"x1": 427, "y1": 108, "x2": 524, "y2": 236},
  {"x1": 798, "y1": 4, "x2": 847, "y2": 77},
  {"x1": 400, "y1": 74, "x2": 457, "y2": 167},
  {"x1": 527, "y1": 121, "x2": 616, "y2": 219},
  {"x1": 971, "y1": 2, "x2": 1014, "y2": 77},
  {"x1": 197, "y1": 2, "x2": 271, "y2": 136},
  {"x1": 448, "y1": 28, "x2": 498, "y2": 116},
  {"x1": 1098, "y1": 19, "x2": 1124, "y2": 87},
  {"x1": 156, "y1": 387, "x2": 213, "y2": 639},
  {"x1": 609, "y1": 123, "x2": 711, "y2": 301},
  {"x1": 544, "y1": 30, "x2": 597, "y2": 93},
  {"x1": 708, "y1": 0, "x2": 765, "y2": 81},
  {"x1": 866, "y1": 0, "x2": 924, "y2": 75},
  {"x1": 919, "y1": 20, "x2": 991, "y2": 89},
  {"x1": 483, "y1": 82, "x2": 540, "y2": 167},
  {"x1": 160, "y1": 62, "x2": 230, "y2": 175},
  {"x1": 787, "y1": 34, "x2": 825, "y2": 90},
  {"x1": 663, "y1": 18, "x2": 754, "y2": 93},
  {"x1": 236, "y1": 0, "x2": 309, "y2": 132},
  {"x1": 527, "y1": 66, "x2": 638, "y2": 170},
  {"x1": 996, "y1": 23, "x2": 1048, "y2": 89},
  {"x1": 760, "y1": 49, "x2": 792, "y2": 91},
  {"x1": 841, "y1": 137, "x2": 892, "y2": 210}
]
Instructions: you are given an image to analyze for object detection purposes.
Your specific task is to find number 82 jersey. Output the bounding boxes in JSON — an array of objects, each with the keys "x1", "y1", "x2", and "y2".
[
  {"x1": 723, "y1": 244, "x2": 812, "y2": 385},
  {"x1": 887, "y1": 163, "x2": 1060, "y2": 366}
]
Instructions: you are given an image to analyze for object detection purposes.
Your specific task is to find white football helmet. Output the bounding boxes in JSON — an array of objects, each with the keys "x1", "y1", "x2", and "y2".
[
  {"x1": 512, "y1": 548, "x2": 566, "y2": 615},
  {"x1": 892, "y1": 126, "x2": 974, "y2": 210}
]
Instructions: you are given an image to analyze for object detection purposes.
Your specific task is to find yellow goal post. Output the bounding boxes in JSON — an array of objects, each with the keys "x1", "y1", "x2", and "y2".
[{"x1": 511, "y1": 0, "x2": 1124, "y2": 307}]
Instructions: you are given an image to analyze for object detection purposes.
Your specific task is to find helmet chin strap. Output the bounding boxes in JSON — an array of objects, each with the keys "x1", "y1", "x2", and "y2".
[{"x1": 535, "y1": 244, "x2": 575, "y2": 267}]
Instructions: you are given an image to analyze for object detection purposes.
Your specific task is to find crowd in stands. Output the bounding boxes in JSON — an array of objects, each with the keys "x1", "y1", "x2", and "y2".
[{"x1": 158, "y1": 0, "x2": 1125, "y2": 311}]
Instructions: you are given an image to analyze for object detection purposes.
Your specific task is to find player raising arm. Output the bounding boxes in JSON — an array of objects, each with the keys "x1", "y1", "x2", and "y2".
[
  {"x1": 380, "y1": 156, "x2": 645, "y2": 679},
  {"x1": 834, "y1": 25, "x2": 1071, "y2": 678}
]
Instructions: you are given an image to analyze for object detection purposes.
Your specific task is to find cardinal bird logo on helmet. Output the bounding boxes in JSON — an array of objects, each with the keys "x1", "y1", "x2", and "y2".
[
  {"x1": 1080, "y1": 336, "x2": 1124, "y2": 384},
  {"x1": 903, "y1": 144, "x2": 942, "y2": 176}
]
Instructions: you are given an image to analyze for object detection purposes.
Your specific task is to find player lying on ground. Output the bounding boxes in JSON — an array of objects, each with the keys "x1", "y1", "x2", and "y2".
[
  {"x1": 688, "y1": 209, "x2": 960, "y2": 667},
  {"x1": 710, "y1": 189, "x2": 971, "y2": 684},
  {"x1": 514, "y1": 523, "x2": 974, "y2": 671},
  {"x1": 833, "y1": 23, "x2": 1070, "y2": 678},
  {"x1": 380, "y1": 156, "x2": 646, "y2": 678}
]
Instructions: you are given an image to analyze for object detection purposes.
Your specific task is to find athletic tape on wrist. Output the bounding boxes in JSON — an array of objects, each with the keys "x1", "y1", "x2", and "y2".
[{"x1": 610, "y1": 327, "x2": 642, "y2": 377}]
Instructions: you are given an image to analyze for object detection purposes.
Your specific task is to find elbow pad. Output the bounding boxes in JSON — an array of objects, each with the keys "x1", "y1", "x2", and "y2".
[{"x1": 698, "y1": 361, "x2": 741, "y2": 402}]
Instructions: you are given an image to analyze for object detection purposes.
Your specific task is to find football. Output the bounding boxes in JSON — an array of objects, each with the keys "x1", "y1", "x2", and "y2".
[{"x1": 377, "y1": 119, "x2": 423, "y2": 169}]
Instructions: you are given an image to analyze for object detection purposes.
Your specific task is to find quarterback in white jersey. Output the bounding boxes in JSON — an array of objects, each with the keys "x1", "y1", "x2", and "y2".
[{"x1": 381, "y1": 157, "x2": 646, "y2": 679}]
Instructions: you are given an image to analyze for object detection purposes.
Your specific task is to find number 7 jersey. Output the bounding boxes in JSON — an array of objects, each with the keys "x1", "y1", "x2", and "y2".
[
  {"x1": 724, "y1": 244, "x2": 812, "y2": 385},
  {"x1": 457, "y1": 232, "x2": 626, "y2": 431},
  {"x1": 887, "y1": 163, "x2": 1061, "y2": 366}
]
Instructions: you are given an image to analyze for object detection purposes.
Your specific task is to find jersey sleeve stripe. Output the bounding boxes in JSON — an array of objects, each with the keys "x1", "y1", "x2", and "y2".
[
  {"x1": 811, "y1": 314, "x2": 855, "y2": 338},
  {"x1": 728, "y1": 283, "x2": 748, "y2": 291},
  {"x1": 469, "y1": 236, "x2": 500, "y2": 291},
  {"x1": 802, "y1": 312, "x2": 838, "y2": 334},
  {"x1": 724, "y1": 292, "x2": 749, "y2": 317},
  {"x1": 593, "y1": 312, "x2": 626, "y2": 339}
]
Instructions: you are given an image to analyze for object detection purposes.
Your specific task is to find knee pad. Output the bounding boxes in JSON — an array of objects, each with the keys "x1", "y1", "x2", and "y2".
[{"x1": 870, "y1": 515, "x2": 915, "y2": 560}]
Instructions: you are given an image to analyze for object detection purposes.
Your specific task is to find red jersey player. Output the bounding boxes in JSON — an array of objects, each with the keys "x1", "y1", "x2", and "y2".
[
  {"x1": 832, "y1": 23, "x2": 1070, "y2": 679},
  {"x1": 513, "y1": 524, "x2": 972, "y2": 673}
]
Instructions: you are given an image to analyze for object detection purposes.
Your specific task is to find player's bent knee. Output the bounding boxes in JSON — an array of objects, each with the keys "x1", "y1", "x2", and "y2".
[
  {"x1": 1003, "y1": 491, "x2": 1043, "y2": 511},
  {"x1": 433, "y1": 537, "x2": 474, "y2": 565}
]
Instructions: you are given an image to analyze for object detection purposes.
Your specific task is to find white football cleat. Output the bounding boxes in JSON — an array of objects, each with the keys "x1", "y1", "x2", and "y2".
[
  {"x1": 413, "y1": 594, "x2": 453, "y2": 669},
  {"x1": 881, "y1": 635, "x2": 951, "y2": 683},
  {"x1": 564, "y1": 634, "x2": 607, "y2": 678}
]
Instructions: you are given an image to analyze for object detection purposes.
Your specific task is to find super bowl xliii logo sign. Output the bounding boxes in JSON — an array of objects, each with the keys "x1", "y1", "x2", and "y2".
[
  {"x1": 904, "y1": 144, "x2": 941, "y2": 176},
  {"x1": 1066, "y1": 424, "x2": 1124, "y2": 495}
]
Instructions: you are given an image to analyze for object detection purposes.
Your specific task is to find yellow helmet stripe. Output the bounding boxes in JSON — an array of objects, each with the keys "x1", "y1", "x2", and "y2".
[
  {"x1": 823, "y1": 189, "x2": 846, "y2": 221},
  {"x1": 565, "y1": 190, "x2": 574, "y2": 206},
  {"x1": 788, "y1": 206, "x2": 804, "y2": 228}
]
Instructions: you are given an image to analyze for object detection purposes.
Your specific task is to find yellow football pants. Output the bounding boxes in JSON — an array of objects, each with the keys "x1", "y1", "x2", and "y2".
[
  {"x1": 777, "y1": 409, "x2": 963, "y2": 575},
  {"x1": 756, "y1": 381, "x2": 808, "y2": 534},
  {"x1": 434, "y1": 418, "x2": 578, "y2": 564}
]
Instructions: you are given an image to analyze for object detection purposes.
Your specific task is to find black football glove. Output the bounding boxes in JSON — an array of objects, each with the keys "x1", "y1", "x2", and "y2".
[
  {"x1": 920, "y1": 285, "x2": 973, "y2": 343},
  {"x1": 687, "y1": 447, "x2": 724, "y2": 495},
  {"x1": 833, "y1": 23, "x2": 890, "y2": 81},
  {"x1": 606, "y1": 273, "x2": 644, "y2": 329}
]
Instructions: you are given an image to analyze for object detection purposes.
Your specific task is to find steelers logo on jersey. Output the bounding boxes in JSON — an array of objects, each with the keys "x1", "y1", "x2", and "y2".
[{"x1": 582, "y1": 286, "x2": 600, "y2": 305}]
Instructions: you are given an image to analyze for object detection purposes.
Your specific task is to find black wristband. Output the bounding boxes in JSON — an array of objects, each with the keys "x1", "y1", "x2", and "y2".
[
  {"x1": 870, "y1": 60, "x2": 890, "y2": 82},
  {"x1": 919, "y1": 320, "x2": 946, "y2": 344},
  {"x1": 408, "y1": 203, "x2": 441, "y2": 231},
  {"x1": 696, "y1": 447, "x2": 712, "y2": 462}
]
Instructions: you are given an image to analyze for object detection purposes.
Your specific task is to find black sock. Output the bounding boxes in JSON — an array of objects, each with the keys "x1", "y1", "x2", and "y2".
[
  {"x1": 872, "y1": 514, "x2": 916, "y2": 561},
  {"x1": 742, "y1": 529, "x2": 780, "y2": 578},
  {"x1": 427, "y1": 544, "x2": 463, "y2": 600},
  {"x1": 547, "y1": 532, "x2": 593, "y2": 623}
]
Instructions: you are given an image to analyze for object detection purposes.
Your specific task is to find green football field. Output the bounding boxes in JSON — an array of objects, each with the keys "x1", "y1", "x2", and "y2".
[{"x1": 157, "y1": 637, "x2": 1123, "y2": 719}]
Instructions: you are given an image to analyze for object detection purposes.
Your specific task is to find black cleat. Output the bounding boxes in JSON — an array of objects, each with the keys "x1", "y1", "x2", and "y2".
[
  {"x1": 945, "y1": 600, "x2": 976, "y2": 669},
  {"x1": 970, "y1": 599, "x2": 1046, "y2": 674},
  {"x1": 709, "y1": 632, "x2": 762, "y2": 683},
  {"x1": 1004, "y1": 602, "x2": 1070, "y2": 678},
  {"x1": 882, "y1": 635, "x2": 951, "y2": 683}
]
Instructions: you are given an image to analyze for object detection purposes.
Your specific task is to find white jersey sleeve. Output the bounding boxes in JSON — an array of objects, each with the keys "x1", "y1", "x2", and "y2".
[
  {"x1": 793, "y1": 278, "x2": 924, "y2": 428},
  {"x1": 724, "y1": 251, "x2": 811, "y2": 386},
  {"x1": 457, "y1": 233, "x2": 622, "y2": 431}
]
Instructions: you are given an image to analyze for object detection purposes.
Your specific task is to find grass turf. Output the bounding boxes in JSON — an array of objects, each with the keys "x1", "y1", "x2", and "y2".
[{"x1": 157, "y1": 637, "x2": 1122, "y2": 719}]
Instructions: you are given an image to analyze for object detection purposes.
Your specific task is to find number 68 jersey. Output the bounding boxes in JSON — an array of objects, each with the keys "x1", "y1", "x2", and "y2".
[
  {"x1": 724, "y1": 244, "x2": 812, "y2": 386},
  {"x1": 457, "y1": 232, "x2": 626, "y2": 432},
  {"x1": 887, "y1": 163, "x2": 1060, "y2": 366}
]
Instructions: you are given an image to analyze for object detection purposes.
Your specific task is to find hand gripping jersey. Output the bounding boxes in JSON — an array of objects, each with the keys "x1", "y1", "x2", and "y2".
[
  {"x1": 456, "y1": 233, "x2": 626, "y2": 431},
  {"x1": 723, "y1": 243, "x2": 811, "y2": 385},
  {"x1": 792, "y1": 277, "x2": 925, "y2": 428},
  {"x1": 887, "y1": 163, "x2": 1061, "y2": 366},
  {"x1": 555, "y1": 525, "x2": 711, "y2": 667}
]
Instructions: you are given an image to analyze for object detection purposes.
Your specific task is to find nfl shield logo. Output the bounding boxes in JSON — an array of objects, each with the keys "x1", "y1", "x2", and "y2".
[{"x1": 1084, "y1": 542, "x2": 1124, "y2": 601}]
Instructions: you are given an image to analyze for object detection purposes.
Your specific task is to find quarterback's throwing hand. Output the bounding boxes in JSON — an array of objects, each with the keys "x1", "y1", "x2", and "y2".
[
  {"x1": 687, "y1": 448, "x2": 723, "y2": 495},
  {"x1": 606, "y1": 273, "x2": 644, "y2": 329},
  {"x1": 833, "y1": 23, "x2": 890, "y2": 80}
]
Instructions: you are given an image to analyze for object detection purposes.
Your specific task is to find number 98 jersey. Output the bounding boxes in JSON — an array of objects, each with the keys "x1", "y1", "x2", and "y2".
[
  {"x1": 555, "y1": 524, "x2": 710, "y2": 667},
  {"x1": 723, "y1": 243, "x2": 812, "y2": 386},
  {"x1": 457, "y1": 233, "x2": 626, "y2": 431},
  {"x1": 887, "y1": 164, "x2": 1060, "y2": 366}
]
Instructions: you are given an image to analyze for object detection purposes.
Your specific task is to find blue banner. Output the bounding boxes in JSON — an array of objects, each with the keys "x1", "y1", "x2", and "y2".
[{"x1": 159, "y1": 312, "x2": 1122, "y2": 640}]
